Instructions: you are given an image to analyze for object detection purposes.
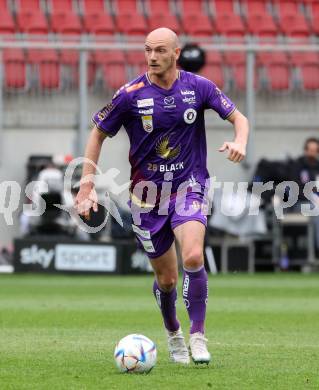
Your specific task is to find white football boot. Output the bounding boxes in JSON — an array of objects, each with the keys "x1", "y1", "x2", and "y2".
[
  {"x1": 167, "y1": 327, "x2": 190, "y2": 364},
  {"x1": 189, "y1": 332, "x2": 211, "y2": 364}
]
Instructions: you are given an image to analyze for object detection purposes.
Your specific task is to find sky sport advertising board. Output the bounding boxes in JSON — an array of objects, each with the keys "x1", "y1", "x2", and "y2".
[{"x1": 14, "y1": 239, "x2": 152, "y2": 274}]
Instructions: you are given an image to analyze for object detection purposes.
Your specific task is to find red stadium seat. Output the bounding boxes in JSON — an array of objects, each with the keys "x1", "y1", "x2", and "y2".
[
  {"x1": 180, "y1": 0, "x2": 214, "y2": 36},
  {"x1": 214, "y1": 14, "x2": 245, "y2": 37},
  {"x1": 127, "y1": 51, "x2": 147, "y2": 76},
  {"x1": 18, "y1": 0, "x2": 42, "y2": 10},
  {"x1": 17, "y1": 10, "x2": 48, "y2": 34},
  {"x1": 49, "y1": 0, "x2": 82, "y2": 35},
  {"x1": 114, "y1": 0, "x2": 148, "y2": 35},
  {"x1": 290, "y1": 52, "x2": 319, "y2": 90},
  {"x1": 274, "y1": 0, "x2": 310, "y2": 38},
  {"x1": 211, "y1": 0, "x2": 245, "y2": 37},
  {"x1": 224, "y1": 51, "x2": 247, "y2": 90},
  {"x1": 199, "y1": 51, "x2": 224, "y2": 88},
  {"x1": 258, "y1": 52, "x2": 290, "y2": 91},
  {"x1": 0, "y1": 9, "x2": 15, "y2": 34},
  {"x1": 308, "y1": 1, "x2": 319, "y2": 35},
  {"x1": 51, "y1": 12, "x2": 82, "y2": 35},
  {"x1": 82, "y1": 0, "x2": 114, "y2": 35},
  {"x1": 50, "y1": 0, "x2": 73, "y2": 12},
  {"x1": 146, "y1": 0, "x2": 181, "y2": 34},
  {"x1": 16, "y1": 0, "x2": 48, "y2": 34},
  {"x1": 93, "y1": 49, "x2": 127, "y2": 90},
  {"x1": 27, "y1": 48, "x2": 60, "y2": 89},
  {"x1": 213, "y1": 0, "x2": 234, "y2": 14},
  {"x1": 94, "y1": 49, "x2": 125, "y2": 65},
  {"x1": 243, "y1": 1, "x2": 278, "y2": 38},
  {"x1": 3, "y1": 47, "x2": 27, "y2": 90}
]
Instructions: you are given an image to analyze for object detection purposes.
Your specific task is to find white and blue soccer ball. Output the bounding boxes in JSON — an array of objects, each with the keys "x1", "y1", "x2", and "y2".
[{"x1": 114, "y1": 334, "x2": 157, "y2": 373}]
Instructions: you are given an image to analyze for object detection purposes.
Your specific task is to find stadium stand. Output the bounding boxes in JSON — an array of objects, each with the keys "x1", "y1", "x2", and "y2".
[
  {"x1": 199, "y1": 50, "x2": 224, "y2": 89},
  {"x1": 274, "y1": 0, "x2": 310, "y2": 38},
  {"x1": 211, "y1": 0, "x2": 246, "y2": 38},
  {"x1": 307, "y1": 0, "x2": 319, "y2": 35},
  {"x1": 49, "y1": 0, "x2": 82, "y2": 35},
  {"x1": 3, "y1": 45, "x2": 27, "y2": 89},
  {"x1": 0, "y1": 0, "x2": 15, "y2": 34},
  {"x1": 258, "y1": 52, "x2": 290, "y2": 90},
  {"x1": 290, "y1": 51, "x2": 319, "y2": 90},
  {"x1": 94, "y1": 48, "x2": 127, "y2": 89},
  {"x1": 114, "y1": 0, "x2": 148, "y2": 35},
  {"x1": 242, "y1": 0, "x2": 278, "y2": 38},
  {"x1": 145, "y1": 0, "x2": 181, "y2": 33},
  {"x1": 26, "y1": 44, "x2": 61, "y2": 90},
  {"x1": 179, "y1": 0, "x2": 214, "y2": 37},
  {"x1": 1, "y1": 0, "x2": 319, "y2": 92},
  {"x1": 16, "y1": 0, "x2": 49, "y2": 35},
  {"x1": 82, "y1": 0, "x2": 115, "y2": 35}
]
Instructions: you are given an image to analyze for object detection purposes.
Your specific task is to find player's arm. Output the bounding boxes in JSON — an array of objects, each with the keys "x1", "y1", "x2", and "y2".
[
  {"x1": 75, "y1": 88, "x2": 129, "y2": 218},
  {"x1": 75, "y1": 126, "x2": 107, "y2": 219},
  {"x1": 218, "y1": 109, "x2": 249, "y2": 163}
]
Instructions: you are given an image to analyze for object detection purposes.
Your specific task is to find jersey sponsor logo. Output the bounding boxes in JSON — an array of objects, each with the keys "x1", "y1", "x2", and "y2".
[
  {"x1": 164, "y1": 96, "x2": 174, "y2": 105},
  {"x1": 97, "y1": 103, "x2": 113, "y2": 120},
  {"x1": 141, "y1": 115, "x2": 153, "y2": 132},
  {"x1": 163, "y1": 96, "x2": 176, "y2": 109},
  {"x1": 183, "y1": 108, "x2": 197, "y2": 124},
  {"x1": 137, "y1": 98, "x2": 154, "y2": 107},
  {"x1": 180, "y1": 90, "x2": 195, "y2": 96},
  {"x1": 221, "y1": 96, "x2": 232, "y2": 109},
  {"x1": 126, "y1": 81, "x2": 145, "y2": 93},
  {"x1": 132, "y1": 224, "x2": 151, "y2": 239},
  {"x1": 138, "y1": 108, "x2": 153, "y2": 115},
  {"x1": 156, "y1": 135, "x2": 181, "y2": 160},
  {"x1": 159, "y1": 162, "x2": 184, "y2": 172},
  {"x1": 182, "y1": 96, "x2": 196, "y2": 104}
]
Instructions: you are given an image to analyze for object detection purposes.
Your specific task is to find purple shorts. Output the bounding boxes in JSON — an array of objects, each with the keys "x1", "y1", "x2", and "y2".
[{"x1": 130, "y1": 191, "x2": 208, "y2": 259}]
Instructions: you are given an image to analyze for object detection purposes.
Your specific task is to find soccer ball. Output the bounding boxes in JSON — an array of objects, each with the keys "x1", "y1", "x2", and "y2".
[{"x1": 114, "y1": 334, "x2": 157, "y2": 373}]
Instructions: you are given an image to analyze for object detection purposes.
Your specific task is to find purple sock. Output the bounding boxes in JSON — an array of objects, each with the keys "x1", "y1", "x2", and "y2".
[
  {"x1": 153, "y1": 280, "x2": 180, "y2": 332},
  {"x1": 182, "y1": 266, "x2": 208, "y2": 334}
]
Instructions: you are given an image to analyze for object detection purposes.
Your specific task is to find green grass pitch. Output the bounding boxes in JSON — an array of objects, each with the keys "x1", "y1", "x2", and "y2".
[{"x1": 0, "y1": 273, "x2": 318, "y2": 389}]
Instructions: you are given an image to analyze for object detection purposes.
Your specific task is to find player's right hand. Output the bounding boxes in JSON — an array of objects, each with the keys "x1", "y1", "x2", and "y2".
[{"x1": 74, "y1": 185, "x2": 98, "y2": 220}]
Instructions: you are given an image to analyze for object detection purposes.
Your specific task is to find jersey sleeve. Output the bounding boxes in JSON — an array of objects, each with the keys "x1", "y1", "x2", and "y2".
[
  {"x1": 92, "y1": 89, "x2": 129, "y2": 137},
  {"x1": 199, "y1": 76, "x2": 236, "y2": 120}
]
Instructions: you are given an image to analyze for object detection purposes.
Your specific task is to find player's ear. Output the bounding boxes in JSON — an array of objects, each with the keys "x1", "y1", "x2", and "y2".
[{"x1": 175, "y1": 47, "x2": 181, "y2": 61}]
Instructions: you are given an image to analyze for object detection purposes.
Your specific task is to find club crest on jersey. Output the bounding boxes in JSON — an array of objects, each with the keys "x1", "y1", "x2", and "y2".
[
  {"x1": 141, "y1": 115, "x2": 153, "y2": 132},
  {"x1": 183, "y1": 108, "x2": 197, "y2": 124},
  {"x1": 156, "y1": 135, "x2": 181, "y2": 160}
]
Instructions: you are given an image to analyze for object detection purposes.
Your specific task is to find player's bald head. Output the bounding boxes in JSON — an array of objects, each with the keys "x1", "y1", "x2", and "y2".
[{"x1": 146, "y1": 27, "x2": 180, "y2": 49}]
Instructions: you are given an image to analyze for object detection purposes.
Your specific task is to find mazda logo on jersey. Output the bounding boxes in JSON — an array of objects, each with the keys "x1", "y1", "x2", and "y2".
[
  {"x1": 183, "y1": 108, "x2": 197, "y2": 124},
  {"x1": 164, "y1": 96, "x2": 174, "y2": 105}
]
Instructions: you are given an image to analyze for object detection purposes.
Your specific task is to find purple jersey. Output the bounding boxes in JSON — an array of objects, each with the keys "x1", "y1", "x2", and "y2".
[{"x1": 92, "y1": 70, "x2": 236, "y2": 197}]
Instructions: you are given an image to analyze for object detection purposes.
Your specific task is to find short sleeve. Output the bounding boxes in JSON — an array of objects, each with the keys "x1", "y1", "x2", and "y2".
[
  {"x1": 92, "y1": 89, "x2": 129, "y2": 137},
  {"x1": 198, "y1": 76, "x2": 236, "y2": 120}
]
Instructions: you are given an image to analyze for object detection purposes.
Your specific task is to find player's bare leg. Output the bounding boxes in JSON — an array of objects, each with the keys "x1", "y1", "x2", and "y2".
[
  {"x1": 150, "y1": 242, "x2": 190, "y2": 364},
  {"x1": 174, "y1": 221, "x2": 211, "y2": 364}
]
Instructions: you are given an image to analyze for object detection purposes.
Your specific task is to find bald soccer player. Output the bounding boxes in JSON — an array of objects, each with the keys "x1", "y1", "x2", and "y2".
[{"x1": 75, "y1": 28, "x2": 249, "y2": 364}]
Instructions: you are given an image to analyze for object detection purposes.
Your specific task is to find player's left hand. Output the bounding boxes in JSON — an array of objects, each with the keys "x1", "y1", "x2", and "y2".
[{"x1": 218, "y1": 141, "x2": 246, "y2": 163}]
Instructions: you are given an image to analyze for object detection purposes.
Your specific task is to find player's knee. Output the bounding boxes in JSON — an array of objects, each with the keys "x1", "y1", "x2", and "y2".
[
  {"x1": 183, "y1": 247, "x2": 204, "y2": 270},
  {"x1": 157, "y1": 275, "x2": 177, "y2": 292}
]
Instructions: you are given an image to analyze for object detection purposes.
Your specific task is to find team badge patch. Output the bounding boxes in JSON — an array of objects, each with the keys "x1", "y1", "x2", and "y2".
[
  {"x1": 141, "y1": 115, "x2": 153, "y2": 132},
  {"x1": 183, "y1": 108, "x2": 197, "y2": 124}
]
